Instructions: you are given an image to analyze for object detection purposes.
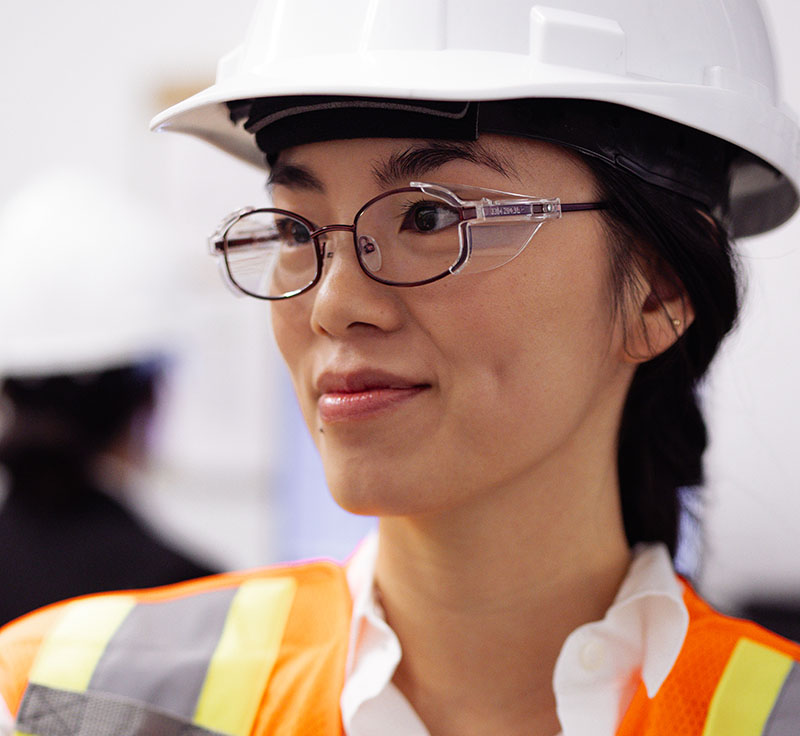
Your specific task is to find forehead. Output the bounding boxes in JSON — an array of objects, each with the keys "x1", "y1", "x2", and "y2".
[{"x1": 268, "y1": 135, "x2": 590, "y2": 196}]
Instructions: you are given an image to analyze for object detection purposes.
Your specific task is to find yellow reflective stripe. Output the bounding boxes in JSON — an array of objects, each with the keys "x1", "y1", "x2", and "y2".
[
  {"x1": 193, "y1": 577, "x2": 297, "y2": 736},
  {"x1": 702, "y1": 638, "x2": 794, "y2": 736},
  {"x1": 28, "y1": 596, "x2": 136, "y2": 693}
]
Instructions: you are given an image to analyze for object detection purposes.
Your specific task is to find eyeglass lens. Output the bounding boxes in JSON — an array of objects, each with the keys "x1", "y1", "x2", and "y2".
[
  {"x1": 222, "y1": 188, "x2": 543, "y2": 299},
  {"x1": 223, "y1": 211, "x2": 317, "y2": 298}
]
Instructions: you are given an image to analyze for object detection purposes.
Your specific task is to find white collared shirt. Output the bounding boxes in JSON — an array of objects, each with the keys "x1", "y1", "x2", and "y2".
[{"x1": 342, "y1": 534, "x2": 689, "y2": 736}]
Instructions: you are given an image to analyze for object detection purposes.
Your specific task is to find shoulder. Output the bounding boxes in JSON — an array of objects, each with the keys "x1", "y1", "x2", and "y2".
[
  {"x1": 0, "y1": 559, "x2": 352, "y2": 720},
  {"x1": 681, "y1": 582, "x2": 800, "y2": 661},
  {"x1": 0, "y1": 558, "x2": 350, "y2": 634},
  {"x1": 645, "y1": 583, "x2": 800, "y2": 735}
]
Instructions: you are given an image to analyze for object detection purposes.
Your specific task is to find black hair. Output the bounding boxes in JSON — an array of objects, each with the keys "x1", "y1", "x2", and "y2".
[
  {"x1": 0, "y1": 365, "x2": 160, "y2": 506},
  {"x1": 580, "y1": 156, "x2": 741, "y2": 559}
]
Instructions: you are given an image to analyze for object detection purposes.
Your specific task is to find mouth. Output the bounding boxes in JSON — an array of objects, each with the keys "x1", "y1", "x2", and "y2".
[{"x1": 315, "y1": 369, "x2": 431, "y2": 423}]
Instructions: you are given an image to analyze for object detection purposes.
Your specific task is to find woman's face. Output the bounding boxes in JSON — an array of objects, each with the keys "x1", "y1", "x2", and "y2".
[{"x1": 270, "y1": 134, "x2": 637, "y2": 518}]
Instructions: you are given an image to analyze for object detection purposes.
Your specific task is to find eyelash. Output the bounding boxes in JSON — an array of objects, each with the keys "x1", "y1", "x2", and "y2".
[{"x1": 396, "y1": 198, "x2": 455, "y2": 219}]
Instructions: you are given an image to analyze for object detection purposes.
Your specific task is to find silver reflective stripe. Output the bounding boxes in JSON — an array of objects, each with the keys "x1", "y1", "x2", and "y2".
[
  {"x1": 87, "y1": 587, "x2": 238, "y2": 720},
  {"x1": 763, "y1": 662, "x2": 800, "y2": 736},
  {"x1": 16, "y1": 683, "x2": 227, "y2": 736}
]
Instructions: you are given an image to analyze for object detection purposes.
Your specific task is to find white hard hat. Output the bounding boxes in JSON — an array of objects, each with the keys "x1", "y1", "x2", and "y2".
[
  {"x1": 0, "y1": 169, "x2": 183, "y2": 377},
  {"x1": 151, "y1": 0, "x2": 800, "y2": 237}
]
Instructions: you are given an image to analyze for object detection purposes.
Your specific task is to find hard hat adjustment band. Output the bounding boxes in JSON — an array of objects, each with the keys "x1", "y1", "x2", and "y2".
[{"x1": 234, "y1": 96, "x2": 739, "y2": 223}]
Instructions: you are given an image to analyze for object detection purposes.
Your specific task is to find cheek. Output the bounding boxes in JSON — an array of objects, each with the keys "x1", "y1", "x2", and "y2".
[
  {"x1": 271, "y1": 300, "x2": 315, "y2": 411},
  {"x1": 450, "y1": 231, "x2": 614, "y2": 364},
  {"x1": 270, "y1": 302, "x2": 298, "y2": 365},
  {"x1": 426, "y1": 228, "x2": 620, "y2": 442}
]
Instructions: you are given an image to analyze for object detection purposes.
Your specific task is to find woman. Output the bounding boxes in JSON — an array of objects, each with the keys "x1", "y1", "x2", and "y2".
[{"x1": 1, "y1": 1, "x2": 799, "y2": 735}]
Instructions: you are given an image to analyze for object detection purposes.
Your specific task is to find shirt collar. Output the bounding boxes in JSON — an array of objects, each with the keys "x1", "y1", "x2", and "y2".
[
  {"x1": 552, "y1": 543, "x2": 689, "y2": 736},
  {"x1": 341, "y1": 533, "x2": 403, "y2": 726},
  {"x1": 342, "y1": 536, "x2": 688, "y2": 736},
  {"x1": 611, "y1": 543, "x2": 690, "y2": 696}
]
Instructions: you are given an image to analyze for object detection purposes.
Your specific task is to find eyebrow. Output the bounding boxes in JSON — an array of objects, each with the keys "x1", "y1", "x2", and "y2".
[
  {"x1": 371, "y1": 140, "x2": 517, "y2": 189},
  {"x1": 266, "y1": 139, "x2": 517, "y2": 194},
  {"x1": 267, "y1": 160, "x2": 326, "y2": 193}
]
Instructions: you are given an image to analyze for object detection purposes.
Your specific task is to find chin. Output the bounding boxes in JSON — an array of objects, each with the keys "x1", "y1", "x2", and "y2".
[
  {"x1": 324, "y1": 462, "x2": 463, "y2": 519},
  {"x1": 326, "y1": 476, "x2": 410, "y2": 517}
]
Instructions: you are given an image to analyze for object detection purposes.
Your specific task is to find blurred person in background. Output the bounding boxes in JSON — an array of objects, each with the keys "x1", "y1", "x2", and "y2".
[
  {"x1": 0, "y1": 169, "x2": 216, "y2": 626},
  {"x1": 2, "y1": 2, "x2": 800, "y2": 736}
]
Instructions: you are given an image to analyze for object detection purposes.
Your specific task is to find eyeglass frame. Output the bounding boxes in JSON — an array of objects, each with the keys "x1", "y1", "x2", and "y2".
[{"x1": 208, "y1": 181, "x2": 607, "y2": 300}]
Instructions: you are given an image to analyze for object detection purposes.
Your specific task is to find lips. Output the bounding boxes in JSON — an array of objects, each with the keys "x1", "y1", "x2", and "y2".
[{"x1": 315, "y1": 369, "x2": 430, "y2": 423}]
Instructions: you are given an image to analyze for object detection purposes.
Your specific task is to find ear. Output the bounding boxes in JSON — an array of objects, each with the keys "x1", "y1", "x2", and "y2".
[{"x1": 622, "y1": 263, "x2": 695, "y2": 364}]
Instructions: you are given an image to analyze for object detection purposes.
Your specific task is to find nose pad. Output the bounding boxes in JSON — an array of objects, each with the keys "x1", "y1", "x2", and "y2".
[{"x1": 357, "y1": 235, "x2": 382, "y2": 273}]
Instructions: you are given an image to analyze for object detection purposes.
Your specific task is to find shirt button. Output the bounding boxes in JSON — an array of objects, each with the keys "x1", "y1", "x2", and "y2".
[{"x1": 579, "y1": 639, "x2": 607, "y2": 672}]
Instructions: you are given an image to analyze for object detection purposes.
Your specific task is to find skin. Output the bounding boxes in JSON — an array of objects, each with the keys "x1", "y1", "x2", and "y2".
[{"x1": 269, "y1": 134, "x2": 690, "y2": 736}]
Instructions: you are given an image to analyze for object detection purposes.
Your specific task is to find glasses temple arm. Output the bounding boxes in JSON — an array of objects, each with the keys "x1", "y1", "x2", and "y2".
[
  {"x1": 460, "y1": 201, "x2": 606, "y2": 223},
  {"x1": 561, "y1": 202, "x2": 608, "y2": 212},
  {"x1": 210, "y1": 234, "x2": 279, "y2": 253}
]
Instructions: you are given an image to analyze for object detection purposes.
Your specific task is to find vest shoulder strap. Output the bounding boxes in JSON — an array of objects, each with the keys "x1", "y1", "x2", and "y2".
[
  {"x1": 617, "y1": 583, "x2": 800, "y2": 736},
  {"x1": 0, "y1": 560, "x2": 351, "y2": 736}
]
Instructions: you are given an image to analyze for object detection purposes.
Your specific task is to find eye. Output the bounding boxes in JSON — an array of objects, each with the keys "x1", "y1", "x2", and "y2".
[
  {"x1": 401, "y1": 201, "x2": 460, "y2": 233},
  {"x1": 275, "y1": 217, "x2": 312, "y2": 245}
]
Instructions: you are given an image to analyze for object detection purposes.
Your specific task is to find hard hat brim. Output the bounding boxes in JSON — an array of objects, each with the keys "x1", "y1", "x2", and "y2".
[{"x1": 151, "y1": 54, "x2": 800, "y2": 236}]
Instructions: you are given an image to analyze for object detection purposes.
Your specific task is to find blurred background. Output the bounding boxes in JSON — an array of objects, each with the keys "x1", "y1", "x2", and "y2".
[
  {"x1": 0, "y1": 1, "x2": 376, "y2": 591},
  {"x1": 0, "y1": 1, "x2": 797, "y2": 632}
]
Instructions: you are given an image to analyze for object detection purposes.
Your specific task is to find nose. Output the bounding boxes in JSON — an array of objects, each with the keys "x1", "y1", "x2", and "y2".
[
  {"x1": 313, "y1": 224, "x2": 355, "y2": 267},
  {"x1": 309, "y1": 229, "x2": 403, "y2": 338},
  {"x1": 316, "y1": 227, "x2": 384, "y2": 278}
]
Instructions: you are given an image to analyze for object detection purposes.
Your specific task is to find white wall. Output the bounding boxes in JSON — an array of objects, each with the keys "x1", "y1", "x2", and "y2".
[
  {"x1": 1, "y1": 1, "x2": 283, "y2": 570},
  {"x1": 698, "y1": 1, "x2": 800, "y2": 609},
  {"x1": 1, "y1": 1, "x2": 799, "y2": 602},
  {"x1": 1, "y1": 0, "x2": 377, "y2": 571},
  {"x1": 699, "y1": 2, "x2": 800, "y2": 609}
]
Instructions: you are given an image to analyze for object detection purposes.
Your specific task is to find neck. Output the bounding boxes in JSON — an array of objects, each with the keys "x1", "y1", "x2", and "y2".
[{"x1": 374, "y1": 458, "x2": 631, "y2": 736}]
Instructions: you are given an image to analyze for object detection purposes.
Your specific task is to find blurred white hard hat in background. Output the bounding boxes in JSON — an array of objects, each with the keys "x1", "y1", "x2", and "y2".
[{"x1": 0, "y1": 168, "x2": 184, "y2": 377}]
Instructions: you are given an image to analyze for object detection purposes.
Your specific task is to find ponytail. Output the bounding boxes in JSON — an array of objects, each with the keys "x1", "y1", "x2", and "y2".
[{"x1": 581, "y1": 157, "x2": 740, "y2": 557}]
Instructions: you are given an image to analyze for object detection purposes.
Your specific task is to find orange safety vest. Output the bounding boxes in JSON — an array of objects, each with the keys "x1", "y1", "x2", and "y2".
[{"x1": 0, "y1": 560, "x2": 798, "y2": 736}]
